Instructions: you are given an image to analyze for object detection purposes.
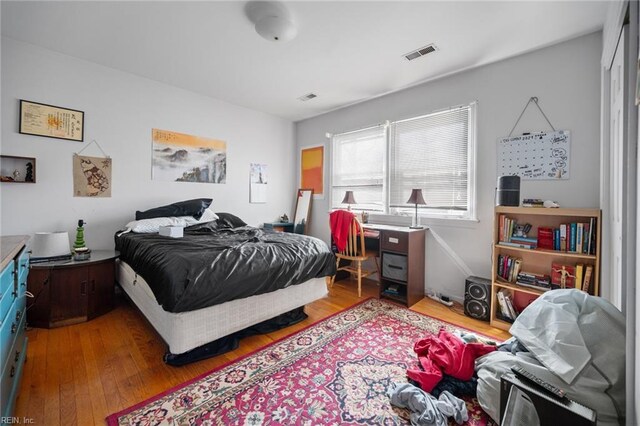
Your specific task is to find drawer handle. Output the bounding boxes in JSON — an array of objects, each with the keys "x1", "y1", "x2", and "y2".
[
  {"x1": 15, "y1": 350, "x2": 20, "y2": 362},
  {"x1": 11, "y1": 322, "x2": 17, "y2": 334},
  {"x1": 387, "y1": 264, "x2": 403, "y2": 270},
  {"x1": 81, "y1": 281, "x2": 87, "y2": 296},
  {"x1": 15, "y1": 310, "x2": 21, "y2": 322},
  {"x1": 388, "y1": 237, "x2": 399, "y2": 244},
  {"x1": 10, "y1": 365, "x2": 15, "y2": 377}
]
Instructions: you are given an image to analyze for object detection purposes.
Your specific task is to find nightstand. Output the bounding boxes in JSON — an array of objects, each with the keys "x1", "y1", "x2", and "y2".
[
  {"x1": 27, "y1": 250, "x2": 118, "y2": 328},
  {"x1": 263, "y1": 222, "x2": 294, "y2": 232}
]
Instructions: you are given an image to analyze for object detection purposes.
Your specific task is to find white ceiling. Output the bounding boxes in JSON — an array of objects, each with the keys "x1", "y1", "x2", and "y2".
[{"x1": 1, "y1": 1, "x2": 607, "y2": 122}]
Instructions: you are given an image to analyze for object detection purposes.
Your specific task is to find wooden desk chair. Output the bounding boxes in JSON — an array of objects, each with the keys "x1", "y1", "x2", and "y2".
[{"x1": 330, "y1": 216, "x2": 380, "y2": 297}]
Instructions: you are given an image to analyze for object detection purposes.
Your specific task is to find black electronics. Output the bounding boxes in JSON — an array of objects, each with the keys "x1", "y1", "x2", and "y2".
[
  {"x1": 464, "y1": 276, "x2": 491, "y2": 322},
  {"x1": 500, "y1": 373, "x2": 596, "y2": 426},
  {"x1": 496, "y1": 175, "x2": 521, "y2": 207},
  {"x1": 510, "y1": 366, "x2": 566, "y2": 399}
]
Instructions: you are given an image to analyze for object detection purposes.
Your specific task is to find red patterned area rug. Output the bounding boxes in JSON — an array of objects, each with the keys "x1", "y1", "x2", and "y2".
[{"x1": 107, "y1": 299, "x2": 497, "y2": 426}]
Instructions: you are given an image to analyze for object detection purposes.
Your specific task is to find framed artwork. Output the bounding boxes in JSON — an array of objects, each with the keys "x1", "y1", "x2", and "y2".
[
  {"x1": 300, "y1": 145, "x2": 324, "y2": 199},
  {"x1": 19, "y1": 100, "x2": 84, "y2": 142},
  {"x1": 73, "y1": 154, "x2": 112, "y2": 197},
  {"x1": 250, "y1": 163, "x2": 268, "y2": 203},
  {"x1": 152, "y1": 128, "x2": 227, "y2": 183}
]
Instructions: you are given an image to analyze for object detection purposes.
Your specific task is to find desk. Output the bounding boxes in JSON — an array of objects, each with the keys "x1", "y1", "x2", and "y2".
[{"x1": 362, "y1": 224, "x2": 426, "y2": 307}]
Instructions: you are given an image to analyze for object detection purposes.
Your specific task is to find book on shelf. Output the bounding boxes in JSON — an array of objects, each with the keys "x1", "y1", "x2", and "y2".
[
  {"x1": 537, "y1": 227, "x2": 554, "y2": 250},
  {"x1": 551, "y1": 263, "x2": 576, "y2": 289},
  {"x1": 560, "y1": 224, "x2": 567, "y2": 252},
  {"x1": 496, "y1": 290, "x2": 514, "y2": 320},
  {"x1": 574, "y1": 264, "x2": 584, "y2": 289},
  {"x1": 582, "y1": 265, "x2": 593, "y2": 294},
  {"x1": 499, "y1": 241, "x2": 535, "y2": 249},
  {"x1": 504, "y1": 293, "x2": 518, "y2": 319},
  {"x1": 569, "y1": 223, "x2": 577, "y2": 252}
]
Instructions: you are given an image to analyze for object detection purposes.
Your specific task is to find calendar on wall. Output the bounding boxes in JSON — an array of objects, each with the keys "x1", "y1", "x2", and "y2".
[{"x1": 497, "y1": 130, "x2": 571, "y2": 180}]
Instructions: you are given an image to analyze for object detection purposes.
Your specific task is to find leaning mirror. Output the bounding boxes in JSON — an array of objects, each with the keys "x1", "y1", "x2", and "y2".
[{"x1": 293, "y1": 188, "x2": 313, "y2": 234}]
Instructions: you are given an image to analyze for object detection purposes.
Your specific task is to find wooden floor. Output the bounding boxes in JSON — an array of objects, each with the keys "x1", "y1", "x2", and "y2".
[{"x1": 14, "y1": 278, "x2": 510, "y2": 425}]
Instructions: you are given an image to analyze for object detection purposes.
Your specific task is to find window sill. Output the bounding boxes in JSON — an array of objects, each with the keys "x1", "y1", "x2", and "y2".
[{"x1": 366, "y1": 213, "x2": 479, "y2": 229}]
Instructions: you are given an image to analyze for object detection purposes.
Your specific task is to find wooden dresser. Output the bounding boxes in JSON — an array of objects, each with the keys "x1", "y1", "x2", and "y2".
[{"x1": 0, "y1": 235, "x2": 29, "y2": 420}]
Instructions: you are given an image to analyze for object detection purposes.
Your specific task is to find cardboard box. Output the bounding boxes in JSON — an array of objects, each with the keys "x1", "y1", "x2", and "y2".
[{"x1": 159, "y1": 226, "x2": 184, "y2": 238}]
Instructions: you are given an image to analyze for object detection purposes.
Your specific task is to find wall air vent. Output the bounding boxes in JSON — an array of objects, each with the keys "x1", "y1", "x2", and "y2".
[
  {"x1": 298, "y1": 93, "x2": 317, "y2": 101},
  {"x1": 404, "y1": 44, "x2": 437, "y2": 61}
]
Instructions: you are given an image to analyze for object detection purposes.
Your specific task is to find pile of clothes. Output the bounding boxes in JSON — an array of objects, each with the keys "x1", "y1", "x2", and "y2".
[
  {"x1": 475, "y1": 289, "x2": 626, "y2": 426},
  {"x1": 388, "y1": 329, "x2": 497, "y2": 426}
]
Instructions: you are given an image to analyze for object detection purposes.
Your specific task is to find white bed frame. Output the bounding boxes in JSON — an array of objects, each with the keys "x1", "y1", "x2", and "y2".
[{"x1": 116, "y1": 260, "x2": 329, "y2": 355}]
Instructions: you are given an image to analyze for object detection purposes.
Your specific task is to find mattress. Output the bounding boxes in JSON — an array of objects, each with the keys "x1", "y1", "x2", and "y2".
[
  {"x1": 115, "y1": 223, "x2": 336, "y2": 313},
  {"x1": 117, "y1": 260, "x2": 328, "y2": 355}
]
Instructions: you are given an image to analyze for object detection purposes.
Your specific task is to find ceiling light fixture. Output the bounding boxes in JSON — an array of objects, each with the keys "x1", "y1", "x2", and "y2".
[{"x1": 246, "y1": 1, "x2": 298, "y2": 43}]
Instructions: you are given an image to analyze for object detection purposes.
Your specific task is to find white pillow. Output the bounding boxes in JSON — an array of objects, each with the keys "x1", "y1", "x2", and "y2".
[
  {"x1": 124, "y1": 208, "x2": 219, "y2": 234},
  {"x1": 125, "y1": 216, "x2": 192, "y2": 233}
]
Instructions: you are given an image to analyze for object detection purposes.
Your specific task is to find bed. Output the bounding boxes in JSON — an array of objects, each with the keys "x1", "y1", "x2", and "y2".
[{"x1": 114, "y1": 208, "x2": 336, "y2": 365}]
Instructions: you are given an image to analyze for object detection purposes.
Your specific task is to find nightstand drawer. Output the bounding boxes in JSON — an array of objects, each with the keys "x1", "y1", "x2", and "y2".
[{"x1": 380, "y1": 230, "x2": 408, "y2": 253}]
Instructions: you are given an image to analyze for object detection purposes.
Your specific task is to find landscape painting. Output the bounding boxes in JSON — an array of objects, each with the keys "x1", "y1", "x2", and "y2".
[{"x1": 152, "y1": 128, "x2": 227, "y2": 183}]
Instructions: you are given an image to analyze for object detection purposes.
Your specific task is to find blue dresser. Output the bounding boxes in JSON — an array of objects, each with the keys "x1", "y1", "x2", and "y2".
[{"x1": 0, "y1": 236, "x2": 29, "y2": 420}]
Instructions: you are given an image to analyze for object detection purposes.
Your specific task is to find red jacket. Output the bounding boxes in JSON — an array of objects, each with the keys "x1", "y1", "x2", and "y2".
[
  {"x1": 329, "y1": 210, "x2": 355, "y2": 252},
  {"x1": 407, "y1": 328, "x2": 496, "y2": 392}
]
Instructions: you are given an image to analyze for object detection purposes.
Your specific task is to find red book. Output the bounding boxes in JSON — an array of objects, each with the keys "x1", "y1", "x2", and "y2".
[
  {"x1": 551, "y1": 262, "x2": 576, "y2": 289},
  {"x1": 537, "y1": 227, "x2": 554, "y2": 250}
]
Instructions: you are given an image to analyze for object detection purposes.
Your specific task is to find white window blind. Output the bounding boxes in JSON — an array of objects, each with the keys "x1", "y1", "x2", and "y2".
[
  {"x1": 389, "y1": 104, "x2": 475, "y2": 218},
  {"x1": 331, "y1": 125, "x2": 386, "y2": 211}
]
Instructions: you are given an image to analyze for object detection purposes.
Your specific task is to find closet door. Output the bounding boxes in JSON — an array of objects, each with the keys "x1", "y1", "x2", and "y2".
[{"x1": 609, "y1": 27, "x2": 626, "y2": 311}]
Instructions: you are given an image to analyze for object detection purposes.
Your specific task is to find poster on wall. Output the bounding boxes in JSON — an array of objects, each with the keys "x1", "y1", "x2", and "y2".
[
  {"x1": 73, "y1": 154, "x2": 112, "y2": 197},
  {"x1": 152, "y1": 128, "x2": 227, "y2": 183},
  {"x1": 300, "y1": 145, "x2": 324, "y2": 199},
  {"x1": 19, "y1": 100, "x2": 84, "y2": 142},
  {"x1": 497, "y1": 130, "x2": 570, "y2": 180},
  {"x1": 250, "y1": 163, "x2": 267, "y2": 203}
]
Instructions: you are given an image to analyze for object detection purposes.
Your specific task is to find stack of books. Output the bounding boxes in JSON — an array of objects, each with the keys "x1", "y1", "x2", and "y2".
[
  {"x1": 522, "y1": 198, "x2": 544, "y2": 207},
  {"x1": 383, "y1": 284, "x2": 401, "y2": 296},
  {"x1": 516, "y1": 272, "x2": 551, "y2": 291}
]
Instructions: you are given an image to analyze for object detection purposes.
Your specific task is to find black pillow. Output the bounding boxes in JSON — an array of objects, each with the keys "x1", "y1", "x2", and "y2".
[
  {"x1": 215, "y1": 212, "x2": 247, "y2": 228},
  {"x1": 136, "y1": 198, "x2": 212, "y2": 220}
]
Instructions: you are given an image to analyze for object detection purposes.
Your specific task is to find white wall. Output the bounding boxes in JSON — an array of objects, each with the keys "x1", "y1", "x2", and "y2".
[
  {"x1": 1, "y1": 37, "x2": 296, "y2": 249},
  {"x1": 296, "y1": 32, "x2": 602, "y2": 302}
]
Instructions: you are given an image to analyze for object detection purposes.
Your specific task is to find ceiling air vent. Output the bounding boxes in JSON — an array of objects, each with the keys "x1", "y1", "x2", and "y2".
[
  {"x1": 298, "y1": 93, "x2": 317, "y2": 101},
  {"x1": 404, "y1": 44, "x2": 437, "y2": 61}
]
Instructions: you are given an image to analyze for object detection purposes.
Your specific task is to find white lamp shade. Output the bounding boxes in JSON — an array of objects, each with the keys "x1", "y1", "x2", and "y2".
[
  {"x1": 255, "y1": 15, "x2": 297, "y2": 42},
  {"x1": 32, "y1": 232, "x2": 70, "y2": 258}
]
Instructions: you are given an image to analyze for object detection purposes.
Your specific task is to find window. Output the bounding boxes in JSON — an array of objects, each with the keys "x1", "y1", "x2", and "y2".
[
  {"x1": 330, "y1": 102, "x2": 476, "y2": 220},
  {"x1": 331, "y1": 125, "x2": 386, "y2": 211},
  {"x1": 389, "y1": 104, "x2": 476, "y2": 219}
]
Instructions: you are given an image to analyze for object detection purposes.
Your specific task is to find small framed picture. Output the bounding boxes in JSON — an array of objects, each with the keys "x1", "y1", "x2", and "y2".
[{"x1": 19, "y1": 99, "x2": 84, "y2": 142}]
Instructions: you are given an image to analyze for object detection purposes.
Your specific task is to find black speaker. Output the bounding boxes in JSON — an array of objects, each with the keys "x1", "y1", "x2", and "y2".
[
  {"x1": 496, "y1": 175, "x2": 520, "y2": 206},
  {"x1": 464, "y1": 276, "x2": 491, "y2": 322}
]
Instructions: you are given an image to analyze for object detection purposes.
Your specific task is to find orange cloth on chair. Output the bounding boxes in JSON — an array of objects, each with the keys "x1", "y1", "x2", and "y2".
[{"x1": 329, "y1": 210, "x2": 356, "y2": 252}]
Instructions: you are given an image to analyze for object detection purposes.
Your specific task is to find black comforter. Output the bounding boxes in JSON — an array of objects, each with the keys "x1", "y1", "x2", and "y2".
[{"x1": 115, "y1": 223, "x2": 336, "y2": 313}]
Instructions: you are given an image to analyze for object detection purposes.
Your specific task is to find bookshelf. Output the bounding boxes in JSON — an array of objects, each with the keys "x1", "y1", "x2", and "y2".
[{"x1": 490, "y1": 206, "x2": 601, "y2": 331}]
